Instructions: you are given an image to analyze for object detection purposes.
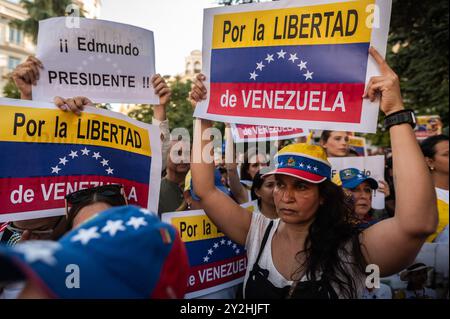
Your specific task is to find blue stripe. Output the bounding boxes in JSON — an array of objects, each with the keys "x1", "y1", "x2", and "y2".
[
  {"x1": 276, "y1": 154, "x2": 331, "y2": 179},
  {"x1": 185, "y1": 238, "x2": 246, "y2": 266},
  {"x1": 0, "y1": 141, "x2": 151, "y2": 184},
  {"x1": 210, "y1": 43, "x2": 369, "y2": 83}
]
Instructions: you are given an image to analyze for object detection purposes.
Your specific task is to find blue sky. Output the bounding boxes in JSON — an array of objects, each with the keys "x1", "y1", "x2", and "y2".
[{"x1": 101, "y1": 0, "x2": 218, "y2": 76}]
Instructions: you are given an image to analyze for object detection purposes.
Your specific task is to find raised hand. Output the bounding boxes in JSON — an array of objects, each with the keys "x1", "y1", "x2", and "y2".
[
  {"x1": 364, "y1": 47, "x2": 404, "y2": 116},
  {"x1": 11, "y1": 56, "x2": 43, "y2": 100}
]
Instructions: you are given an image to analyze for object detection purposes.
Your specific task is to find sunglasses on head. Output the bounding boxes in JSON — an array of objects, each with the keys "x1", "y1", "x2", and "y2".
[{"x1": 65, "y1": 184, "x2": 127, "y2": 210}]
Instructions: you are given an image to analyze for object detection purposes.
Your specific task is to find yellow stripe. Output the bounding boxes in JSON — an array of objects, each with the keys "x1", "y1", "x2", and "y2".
[
  {"x1": 212, "y1": 0, "x2": 374, "y2": 49},
  {"x1": 0, "y1": 106, "x2": 151, "y2": 156},
  {"x1": 171, "y1": 215, "x2": 224, "y2": 242}
]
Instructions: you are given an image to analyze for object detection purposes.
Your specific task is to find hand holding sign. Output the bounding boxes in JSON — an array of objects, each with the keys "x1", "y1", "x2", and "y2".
[
  {"x1": 53, "y1": 96, "x2": 94, "y2": 116},
  {"x1": 364, "y1": 46, "x2": 404, "y2": 116},
  {"x1": 189, "y1": 73, "x2": 207, "y2": 108},
  {"x1": 11, "y1": 56, "x2": 44, "y2": 100},
  {"x1": 151, "y1": 74, "x2": 171, "y2": 106}
]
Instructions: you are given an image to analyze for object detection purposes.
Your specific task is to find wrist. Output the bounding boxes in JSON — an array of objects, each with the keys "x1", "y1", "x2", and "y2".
[
  {"x1": 21, "y1": 93, "x2": 32, "y2": 100},
  {"x1": 384, "y1": 105, "x2": 404, "y2": 116},
  {"x1": 384, "y1": 109, "x2": 416, "y2": 131}
]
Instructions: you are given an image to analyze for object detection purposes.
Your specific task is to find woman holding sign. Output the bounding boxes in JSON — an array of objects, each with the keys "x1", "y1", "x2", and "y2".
[{"x1": 189, "y1": 47, "x2": 438, "y2": 299}]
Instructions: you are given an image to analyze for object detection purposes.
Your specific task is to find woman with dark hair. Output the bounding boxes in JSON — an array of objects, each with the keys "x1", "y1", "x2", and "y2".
[
  {"x1": 240, "y1": 150, "x2": 268, "y2": 182},
  {"x1": 420, "y1": 134, "x2": 449, "y2": 242},
  {"x1": 189, "y1": 47, "x2": 437, "y2": 298},
  {"x1": 320, "y1": 131, "x2": 350, "y2": 157},
  {"x1": 251, "y1": 173, "x2": 277, "y2": 219}
]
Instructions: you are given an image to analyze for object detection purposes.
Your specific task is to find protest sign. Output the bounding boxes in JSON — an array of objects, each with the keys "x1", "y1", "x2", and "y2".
[
  {"x1": 414, "y1": 115, "x2": 443, "y2": 140},
  {"x1": 195, "y1": 0, "x2": 392, "y2": 133},
  {"x1": 33, "y1": 17, "x2": 159, "y2": 104},
  {"x1": 231, "y1": 123, "x2": 309, "y2": 142},
  {"x1": 329, "y1": 155, "x2": 385, "y2": 209},
  {"x1": 162, "y1": 209, "x2": 247, "y2": 299},
  {"x1": 348, "y1": 136, "x2": 367, "y2": 156},
  {"x1": 0, "y1": 97, "x2": 162, "y2": 222}
]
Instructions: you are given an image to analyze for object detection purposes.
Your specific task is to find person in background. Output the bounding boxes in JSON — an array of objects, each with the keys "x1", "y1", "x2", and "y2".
[
  {"x1": 338, "y1": 168, "x2": 391, "y2": 229},
  {"x1": 158, "y1": 141, "x2": 191, "y2": 215},
  {"x1": 361, "y1": 282, "x2": 392, "y2": 299},
  {"x1": 320, "y1": 131, "x2": 350, "y2": 157},
  {"x1": 396, "y1": 263, "x2": 437, "y2": 299},
  {"x1": 250, "y1": 172, "x2": 277, "y2": 219},
  {"x1": 224, "y1": 124, "x2": 268, "y2": 204},
  {"x1": 420, "y1": 134, "x2": 449, "y2": 242},
  {"x1": 177, "y1": 169, "x2": 232, "y2": 212}
]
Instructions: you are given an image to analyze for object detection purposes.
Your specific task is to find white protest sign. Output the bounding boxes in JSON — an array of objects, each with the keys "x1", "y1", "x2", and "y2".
[
  {"x1": 33, "y1": 18, "x2": 159, "y2": 104},
  {"x1": 329, "y1": 155, "x2": 385, "y2": 209},
  {"x1": 194, "y1": 0, "x2": 392, "y2": 133}
]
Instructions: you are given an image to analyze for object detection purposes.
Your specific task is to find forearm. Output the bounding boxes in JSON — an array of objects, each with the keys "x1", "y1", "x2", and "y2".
[
  {"x1": 224, "y1": 127, "x2": 249, "y2": 203},
  {"x1": 153, "y1": 105, "x2": 166, "y2": 122},
  {"x1": 391, "y1": 123, "x2": 438, "y2": 236},
  {"x1": 152, "y1": 117, "x2": 170, "y2": 172},
  {"x1": 227, "y1": 167, "x2": 249, "y2": 204},
  {"x1": 191, "y1": 118, "x2": 216, "y2": 198}
]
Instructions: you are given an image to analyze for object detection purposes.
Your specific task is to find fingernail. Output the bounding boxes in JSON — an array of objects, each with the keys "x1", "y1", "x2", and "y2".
[{"x1": 61, "y1": 104, "x2": 68, "y2": 111}]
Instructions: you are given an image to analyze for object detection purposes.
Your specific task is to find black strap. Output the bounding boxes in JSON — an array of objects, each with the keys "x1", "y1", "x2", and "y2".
[{"x1": 254, "y1": 221, "x2": 274, "y2": 265}]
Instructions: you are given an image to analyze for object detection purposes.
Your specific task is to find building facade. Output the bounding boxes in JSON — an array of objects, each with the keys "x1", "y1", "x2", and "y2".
[{"x1": 0, "y1": 0, "x2": 101, "y2": 96}]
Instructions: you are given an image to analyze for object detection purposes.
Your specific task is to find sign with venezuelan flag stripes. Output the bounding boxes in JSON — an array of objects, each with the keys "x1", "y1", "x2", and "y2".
[
  {"x1": 162, "y1": 204, "x2": 255, "y2": 298},
  {"x1": 0, "y1": 98, "x2": 162, "y2": 222},
  {"x1": 231, "y1": 123, "x2": 309, "y2": 142},
  {"x1": 194, "y1": 0, "x2": 392, "y2": 133},
  {"x1": 348, "y1": 136, "x2": 367, "y2": 156}
]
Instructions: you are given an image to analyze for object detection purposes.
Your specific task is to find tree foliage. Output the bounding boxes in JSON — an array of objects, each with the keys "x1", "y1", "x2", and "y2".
[
  {"x1": 11, "y1": 0, "x2": 84, "y2": 43},
  {"x1": 128, "y1": 77, "x2": 196, "y2": 136},
  {"x1": 388, "y1": 0, "x2": 448, "y2": 123},
  {"x1": 363, "y1": 0, "x2": 449, "y2": 147},
  {"x1": 2, "y1": 78, "x2": 21, "y2": 99}
]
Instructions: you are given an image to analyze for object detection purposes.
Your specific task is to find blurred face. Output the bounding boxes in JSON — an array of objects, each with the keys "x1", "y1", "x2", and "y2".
[
  {"x1": 430, "y1": 140, "x2": 449, "y2": 176},
  {"x1": 255, "y1": 175, "x2": 276, "y2": 209},
  {"x1": 247, "y1": 154, "x2": 268, "y2": 179},
  {"x1": 273, "y1": 175, "x2": 320, "y2": 224},
  {"x1": 350, "y1": 181, "x2": 373, "y2": 218},
  {"x1": 72, "y1": 202, "x2": 112, "y2": 229},
  {"x1": 321, "y1": 131, "x2": 350, "y2": 157},
  {"x1": 167, "y1": 146, "x2": 190, "y2": 174},
  {"x1": 12, "y1": 216, "x2": 61, "y2": 240}
]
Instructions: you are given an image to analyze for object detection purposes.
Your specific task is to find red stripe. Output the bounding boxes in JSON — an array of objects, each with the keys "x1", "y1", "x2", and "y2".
[
  {"x1": 235, "y1": 124, "x2": 304, "y2": 139},
  {"x1": 0, "y1": 176, "x2": 149, "y2": 215},
  {"x1": 266, "y1": 167, "x2": 325, "y2": 183},
  {"x1": 0, "y1": 222, "x2": 9, "y2": 232},
  {"x1": 151, "y1": 230, "x2": 190, "y2": 299},
  {"x1": 208, "y1": 82, "x2": 364, "y2": 123},
  {"x1": 186, "y1": 255, "x2": 247, "y2": 293}
]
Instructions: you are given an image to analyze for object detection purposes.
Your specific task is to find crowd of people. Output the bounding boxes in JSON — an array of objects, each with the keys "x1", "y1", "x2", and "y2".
[{"x1": 0, "y1": 42, "x2": 447, "y2": 300}]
